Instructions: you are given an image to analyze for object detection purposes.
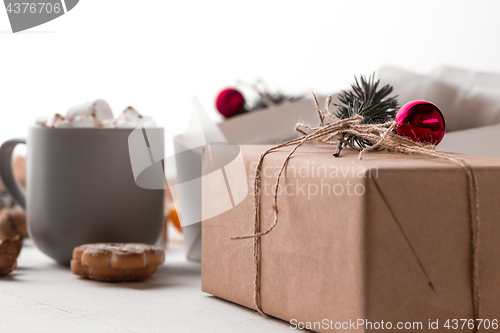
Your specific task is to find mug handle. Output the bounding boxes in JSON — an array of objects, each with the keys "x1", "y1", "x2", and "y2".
[{"x1": 0, "y1": 139, "x2": 26, "y2": 209}]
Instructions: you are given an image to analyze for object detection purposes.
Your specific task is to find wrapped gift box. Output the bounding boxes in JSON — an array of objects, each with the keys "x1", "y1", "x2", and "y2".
[{"x1": 202, "y1": 145, "x2": 500, "y2": 332}]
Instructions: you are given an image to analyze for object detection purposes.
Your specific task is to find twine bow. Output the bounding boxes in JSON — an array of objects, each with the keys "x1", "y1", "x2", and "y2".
[{"x1": 231, "y1": 94, "x2": 481, "y2": 331}]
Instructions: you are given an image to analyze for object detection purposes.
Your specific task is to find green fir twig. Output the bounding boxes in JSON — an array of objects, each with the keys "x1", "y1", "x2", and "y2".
[{"x1": 334, "y1": 74, "x2": 399, "y2": 148}]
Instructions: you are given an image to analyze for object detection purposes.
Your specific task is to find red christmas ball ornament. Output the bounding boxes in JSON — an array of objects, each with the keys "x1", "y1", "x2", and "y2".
[
  {"x1": 215, "y1": 88, "x2": 246, "y2": 118},
  {"x1": 395, "y1": 100, "x2": 446, "y2": 145}
]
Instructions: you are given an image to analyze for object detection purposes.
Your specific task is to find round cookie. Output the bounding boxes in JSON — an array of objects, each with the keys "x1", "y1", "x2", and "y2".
[
  {"x1": 71, "y1": 260, "x2": 158, "y2": 282},
  {"x1": 71, "y1": 243, "x2": 164, "y2": 282}
]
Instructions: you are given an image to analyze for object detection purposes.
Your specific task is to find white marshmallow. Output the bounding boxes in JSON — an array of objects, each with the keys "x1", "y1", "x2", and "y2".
[
  {"x1": 98, "y1": 118, "x2": 117, "y2": 128},
  {"x1": 115, "y1": 107, "x2": 155, "y2": 128},
  {"x1": 46, "y1": 113, "x2": 66, "y2": 128},
  {"x1": 54, "y1": 120, "x2": 72, "y2": 128},
  {"x1": 56, "y1": 115, "x2": 96, "y2": 128},
  {"x1": 35, "y1": 116, "x2": 49, "y2": 127},
  {"x1": 66, "y1": 99, "x2": 113, "y2": 125}
]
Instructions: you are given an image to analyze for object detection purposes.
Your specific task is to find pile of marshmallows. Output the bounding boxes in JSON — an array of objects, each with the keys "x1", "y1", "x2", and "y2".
[{"x1": 36, "y1": 100, "x2": 155, "y2": 128}]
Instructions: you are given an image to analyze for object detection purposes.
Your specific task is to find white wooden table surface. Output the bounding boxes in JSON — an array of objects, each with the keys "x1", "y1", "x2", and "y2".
[{"x1": 0, "y1": 239, "x2": 290, "y2": 333}]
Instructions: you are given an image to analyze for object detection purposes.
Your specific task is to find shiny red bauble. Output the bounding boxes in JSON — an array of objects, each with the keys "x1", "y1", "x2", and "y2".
[
  {"x1": 395, "y1": 100, "x2": 446, "y2": 145},
  {"x1": 215, "y1": 88, "x2": 246, "y2": 118}
]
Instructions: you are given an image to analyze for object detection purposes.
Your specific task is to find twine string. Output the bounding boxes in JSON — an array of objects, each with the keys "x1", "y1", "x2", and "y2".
[{"x1": 231, "y1": 95, "x2": 480, "y2": 329}]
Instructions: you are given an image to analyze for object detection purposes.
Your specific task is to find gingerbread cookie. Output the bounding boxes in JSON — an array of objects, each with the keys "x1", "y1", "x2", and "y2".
[
  {"x1": 0, "y1": 235, "x2": 22, "y2": 276},
  {"x1": 71, "y1": 243, "x2": 164, "y2": 282},
  {"x1": 0, "y1": 209, "x2": 28, "y2": 240}
]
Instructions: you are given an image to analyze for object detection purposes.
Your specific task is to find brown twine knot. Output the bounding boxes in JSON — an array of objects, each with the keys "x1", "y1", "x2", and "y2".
[{"x1": 231, "y1": 94, "x2": 481, "y2": 330}]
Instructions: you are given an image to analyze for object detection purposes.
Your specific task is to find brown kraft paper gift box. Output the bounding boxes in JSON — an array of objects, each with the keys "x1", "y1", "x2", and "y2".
[{"x1": 201, "y1": 144, "x2": 500, "y2": 332}]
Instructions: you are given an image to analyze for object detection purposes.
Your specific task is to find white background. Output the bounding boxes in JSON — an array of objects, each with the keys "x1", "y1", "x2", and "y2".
[{"x1": 1, "y1": 0, "x2": 500, "y2": 156}]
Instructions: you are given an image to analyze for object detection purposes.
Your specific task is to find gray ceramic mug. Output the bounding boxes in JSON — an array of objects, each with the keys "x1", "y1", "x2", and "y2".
[{"x1": 0, "y1": 127, "x2": 164, "y2": 264}]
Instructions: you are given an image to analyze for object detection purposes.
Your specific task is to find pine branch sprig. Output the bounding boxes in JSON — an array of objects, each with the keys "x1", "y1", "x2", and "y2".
[{"x1": 334, "y1": 74, "x2": 399, "y2": 148}]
